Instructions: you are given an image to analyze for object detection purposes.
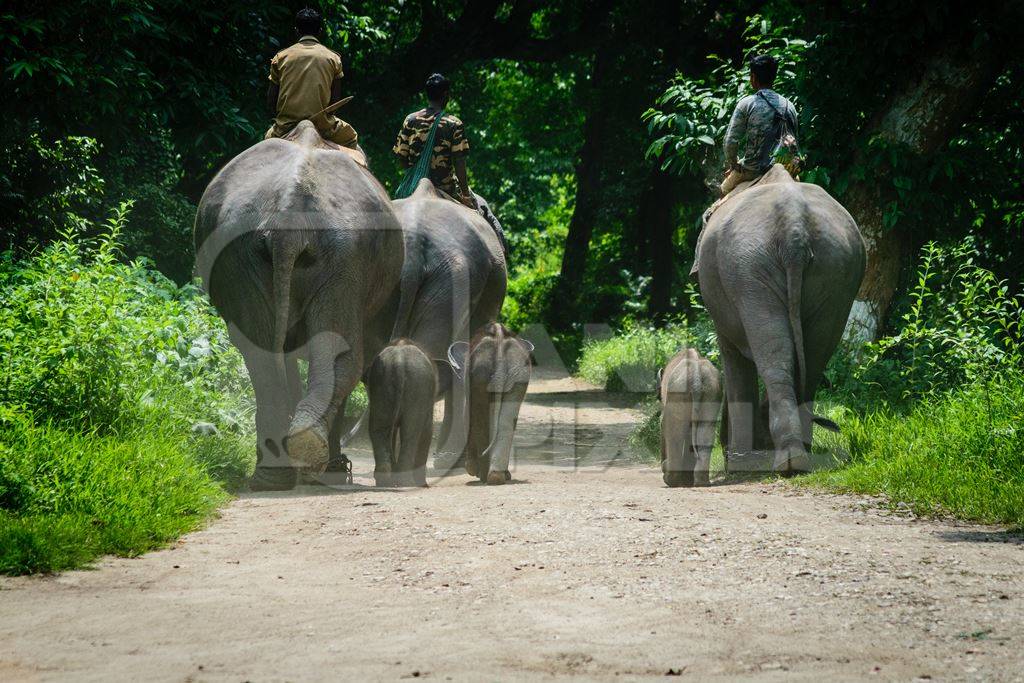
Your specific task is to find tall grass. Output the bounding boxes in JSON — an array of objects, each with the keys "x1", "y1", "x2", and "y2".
[
  {"x1": 0, "y1": 204, "x2": 253, "y2": 574},
  {"x1": 800, "y1": 375, "x2": 1024, "y2": 526},
  {"x1": 577, "y1": 314, "x2": 717, "y2": 391}
]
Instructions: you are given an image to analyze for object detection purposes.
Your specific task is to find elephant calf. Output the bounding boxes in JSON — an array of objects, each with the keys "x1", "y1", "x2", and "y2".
[
  {"x1": 659, "y1": 348, "x2": 721, "y2": 487},
  {"x1": 366, "y1": 339, "x2": 437, "y2": 487},
  {"x1": 449, "y1": 323, "x2": 533, "y2": 485}
]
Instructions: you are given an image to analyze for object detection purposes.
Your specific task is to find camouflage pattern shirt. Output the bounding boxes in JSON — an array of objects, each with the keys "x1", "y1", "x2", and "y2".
[
  {"x1": 724, "y1": 89, "x2": 798, "y2": 174},
  {"x1": 393, "y1": 109, "x2": 470, "y2": 197}
]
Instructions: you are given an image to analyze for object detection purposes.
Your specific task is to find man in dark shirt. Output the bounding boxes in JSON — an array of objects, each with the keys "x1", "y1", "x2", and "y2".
[{"x1": 719, "y1": 54, "x2": 799, "y2": 195}]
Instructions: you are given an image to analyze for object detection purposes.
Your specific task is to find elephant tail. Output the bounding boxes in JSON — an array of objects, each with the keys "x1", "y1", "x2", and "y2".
[
  {"x1": 785, "y1": 255, "x2": 808, "y2": 401},
  {"x1": 271, "y1": 234, "x2": 300, "y2": 374}
]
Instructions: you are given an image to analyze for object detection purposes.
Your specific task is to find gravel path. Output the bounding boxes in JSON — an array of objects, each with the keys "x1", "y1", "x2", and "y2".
[{"x1": 2, "y1": 371, "x2": 1022, "y2": 681}]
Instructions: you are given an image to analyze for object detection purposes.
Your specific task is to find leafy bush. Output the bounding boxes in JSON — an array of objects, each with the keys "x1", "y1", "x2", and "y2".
[
  {"x1": 643, "y1": 16, "x2": 810, "y2": 179},
  {"x1": 853, "y1": 239, "x2": 1023, "y2": 403},
  {"x1": 0, "y1": 205, "x2": 253, "y2": 573},
  {"x1": 577, "y1": 313, "x2": 717, "y2": 392}
]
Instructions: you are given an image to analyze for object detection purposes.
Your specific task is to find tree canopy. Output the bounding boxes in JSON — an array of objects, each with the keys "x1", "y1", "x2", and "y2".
[{"x1": 2, "y1": 0, "x2": 1021, "y2": 344}]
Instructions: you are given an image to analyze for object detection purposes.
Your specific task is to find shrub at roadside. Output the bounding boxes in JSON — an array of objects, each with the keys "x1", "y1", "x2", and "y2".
[
  {"x1": 577, "y1": 314, "x2": 717, "y2": 392},
  {"x1": 800, "y1": 375, "x2": 1024, "y2": 527},
  {"x1": 0, "y1": 205, "x2": 254, "y2": 574}
]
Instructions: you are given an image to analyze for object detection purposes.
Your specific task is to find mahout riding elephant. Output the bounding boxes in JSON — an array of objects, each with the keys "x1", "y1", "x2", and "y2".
[
  {"x1": 366, "y1": 339, "x2": 437, "y2": 487},
  {"x1": 194, "y1": 121, "x2": 404, "y2": 490},
  {"x1": 448, "y1": 323, "x2": 533, "y2": 485},
  {"x1": 696, "y1": 165, "x2": 865, "y2": 473},
  {"x1": 390, "y1": 179, "x2": 507, "y2": 461},
  {"x1": 658, "y1": 348, "x2": 721, "y2": 488}
]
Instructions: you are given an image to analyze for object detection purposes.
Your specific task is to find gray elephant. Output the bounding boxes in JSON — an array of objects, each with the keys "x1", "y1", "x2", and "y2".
[
  {"x1": 391, "y1": 179, "x2": 507, "y2": 459},
  {"x1": 449, "y1": 323, "x2": 533, "y2": 485},
  {"x1": 658, "y1": 348, "x2": 721, "y2": 488},
  {"x1": 696, "y1": 165, "x2": 865, "y2": 473},
  {"x1": 194, "y1": 121, "x2": 404, "y2": 490},
  {"x1": 365, "y1": 339, "x2": 437, "y2": 487}
]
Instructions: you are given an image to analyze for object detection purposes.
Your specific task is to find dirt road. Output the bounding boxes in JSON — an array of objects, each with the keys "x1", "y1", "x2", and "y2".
[{"x1": 2, "y1": 372, "x2": 1022, "y2": 681}]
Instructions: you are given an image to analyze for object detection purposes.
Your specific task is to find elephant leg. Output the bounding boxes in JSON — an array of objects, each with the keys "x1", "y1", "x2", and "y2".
[
  {"x1": 288, "y1": 330, "x2": 361, "y2": 473},
  {"x1": 485, "y1": 383, "x2": 527, "y2": 485},
  {"x1": 718, "y1": 336, "x2": 759, "y2": 471},
  {"x1": 324, "y1": 396, "x2": 347, "y2": 472},
  {"x1": 691, "y1": 393, "x2": 720, "y2": 487},
  {"x1": 435, "y1": 383, "x2": 469, "y2": 470},
  {"x1": 797, "y1": 307, "x2": 851, "y2": 450},
  {"x1": 661, "y1": 394, "x2": 695, "y2": 488},
  {"x1": 397, "y1": 398, "x2": 433, "y2": 487},
  {"x1": 742, "y1": 317, "x2": 807, "y2": 475},
  {"x1": 232, "y1": 329, "x2": 298, "y2": 491},
  {"x1": 412, "y1": 413, "x2": 433, "y2": 487},
  {"x1": 366, "y1": 387, "x2": 396, "y2": 487},
  {"x1": 464, "y1": 382, "x2": 489, "y2": 479}
]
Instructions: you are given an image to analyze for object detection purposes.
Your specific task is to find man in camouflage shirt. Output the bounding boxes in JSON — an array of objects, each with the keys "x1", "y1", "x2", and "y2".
[
  {"x1": 719, "y1": 54, "x2": 799, "y2": 195},
  {"x1": 393, "y1": 73, "x2": 474, "y2": 205}
]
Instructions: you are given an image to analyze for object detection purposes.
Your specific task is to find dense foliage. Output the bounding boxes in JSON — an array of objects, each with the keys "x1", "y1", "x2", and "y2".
[
  {"x1": 0, "y1": 207, "x2": 253, "y2": 573},
  {"x1": 0, "y1": 1, "x2": 1021, "y2": 570}
]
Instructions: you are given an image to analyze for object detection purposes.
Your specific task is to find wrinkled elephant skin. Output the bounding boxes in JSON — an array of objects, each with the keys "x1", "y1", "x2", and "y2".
[
  {"x1": 391, "y1": 180, "x2": 507, "y2": 461},
  {"x1": 697, "y1": 166, "x2": 865, "y2": 474},
  {"x1": 194, "y1": 121, "x2": 404, "y2": 490},
  {"x1": 366, "y1": 340, "x2": 437, "y2": 488}
]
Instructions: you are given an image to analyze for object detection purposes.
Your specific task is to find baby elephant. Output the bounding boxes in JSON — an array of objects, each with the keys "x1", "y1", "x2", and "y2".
[
  {"x1": 366, "y1": 339, "x2": 437, "y2": 487},
  {"x1": 659, "y1": 348, "x2": 721, "y2": 487},
  {"x1": 449, "y1": 323, "x2": 533, "y2": 485}
]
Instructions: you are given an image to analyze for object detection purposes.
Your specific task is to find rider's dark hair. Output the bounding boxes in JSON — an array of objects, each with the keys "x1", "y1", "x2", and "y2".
[
  {"x1": 749, "y1": 54, "x2": 779, "y2": 86},
  {"x1": 425, "y1": 73, "x2": 450, "y2": 101},
  {"x1": 295, "y1": 7, "x2": 322, "y2": 35}
]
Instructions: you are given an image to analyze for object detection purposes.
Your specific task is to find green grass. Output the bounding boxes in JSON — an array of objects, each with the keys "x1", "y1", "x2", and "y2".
[
  {"x1": 0, "y1": 411, "x2": 242, "y2": 574},
  {"x1": 577, "y1": 319, "x2": 717, "y2": 392},
  {"x1": 0, "y1": 211, "x2": 254, "y2": 574},
  {"x1": 798, "y1": 376, "x2": 1024, "y2": 527}
]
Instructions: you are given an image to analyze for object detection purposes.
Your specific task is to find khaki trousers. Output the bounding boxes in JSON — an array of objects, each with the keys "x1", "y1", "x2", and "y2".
[
  {"x1": 265, "y1": 116, "x2": 359, "y2": 148},
  {"x1": 719, "y1": 167, "x2": 759, "y2": 196}
]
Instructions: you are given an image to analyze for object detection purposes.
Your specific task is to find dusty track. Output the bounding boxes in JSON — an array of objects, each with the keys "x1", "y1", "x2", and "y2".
[{"x1": 2, "y1": 372, "x2": 1022, "y2": 681}]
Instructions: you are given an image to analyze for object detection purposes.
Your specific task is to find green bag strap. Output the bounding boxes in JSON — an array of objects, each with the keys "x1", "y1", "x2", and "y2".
[{"x1": 394, "y1": 109, "x2": 445, "y2": 199}]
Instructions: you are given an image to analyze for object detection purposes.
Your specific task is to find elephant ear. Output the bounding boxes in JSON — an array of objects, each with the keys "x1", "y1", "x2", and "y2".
[
  {"x1": 433, "y1": 358, "x2": 456, "y2": 380},
  {"x1": 517, "y1": 337, "x2": 535, "y2": 355},
  {"x1": 447, "y1": 341, "x2": 470, "y2": 380}
]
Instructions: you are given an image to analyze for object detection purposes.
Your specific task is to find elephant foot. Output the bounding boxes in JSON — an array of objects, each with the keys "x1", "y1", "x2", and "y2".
[
  {"x1": 391, "y1": 471, "x2": 418, "y2": 488},
  {"x1": 465, "y1": 455, "x2": 479, "y2": 477},
  {"x1": 412, "y1": 467, "x2": 428, "y2": 487},
  {"x1": 285, "y1": 426, "x2": 329, "y2": 473},
  {"x1": 663, "y1": 471, "x2": 696, "y2": 488},
  {"x1": 374, "y1": 467, "x2": 393, "y2": 488},
  {"x1": 773, "y1": 447, "x2": 810, "y2": 476},
  {"x1": 486, "y1": 470, "x2": 508, "y2": 486},
  {"x1": 249, "y1": 466, "x2": 298, "y2": 492}
]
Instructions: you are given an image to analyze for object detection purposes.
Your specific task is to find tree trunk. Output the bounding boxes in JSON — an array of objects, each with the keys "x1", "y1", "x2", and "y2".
[
  {"x1": 639, "y1": 167, "x2": 679, "y2": 318},
  {"x1": 844, "y1": 37, "x2": 1003, "y2": 342},
  {"x1": 550, "y1": 45, "x2": 613, "y2": 326}
]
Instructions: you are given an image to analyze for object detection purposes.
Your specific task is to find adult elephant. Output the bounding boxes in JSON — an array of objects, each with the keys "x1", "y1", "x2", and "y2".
[
  {"x1": 697, "y1": 165, "x2": 865, "y2": 474},
  {"x1": 195, "y1": 121, "x2": 404, "y2": 490},
  {"x1": 390, "y1": 179, "x2": 507, "y2": 458}
]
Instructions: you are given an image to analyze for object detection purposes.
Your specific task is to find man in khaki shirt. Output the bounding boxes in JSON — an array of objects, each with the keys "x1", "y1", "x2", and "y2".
[{"x1": 265, "y1": 8, "x2": 358, "y2": 148}]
